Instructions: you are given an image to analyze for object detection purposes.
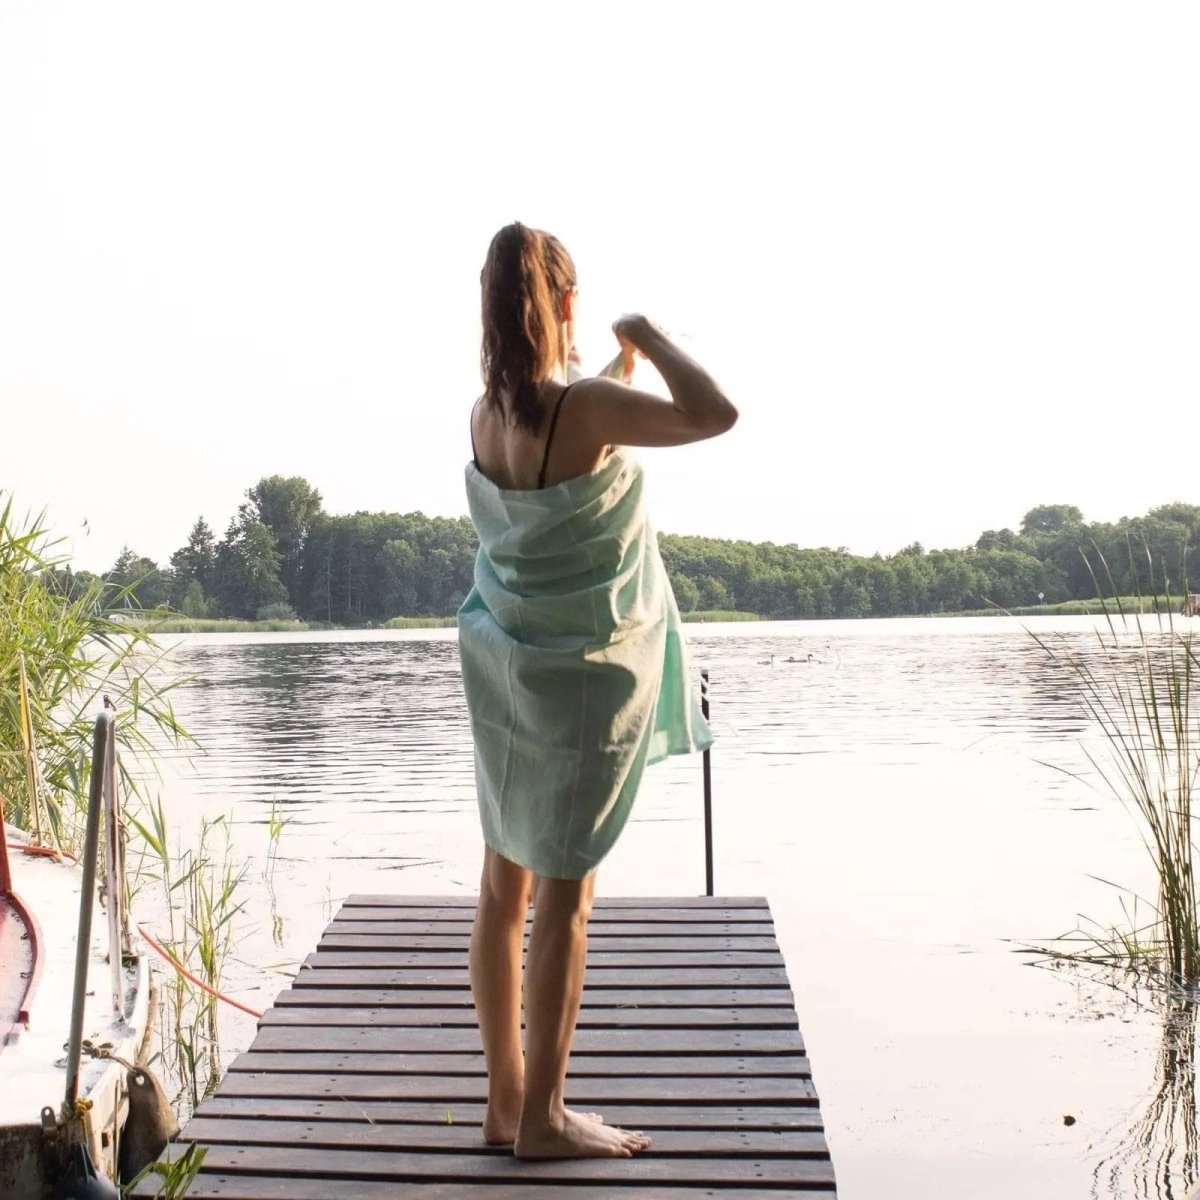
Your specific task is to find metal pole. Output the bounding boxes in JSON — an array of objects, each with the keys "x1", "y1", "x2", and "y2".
[
  {"x1": 103, "y1": 717, "x2": 124, "y2": 1016},
  {"x1": 64, "y1": 711, "x2": 112, "y2": 1109},
  {"x1": 701, "y1": 669, "x2": 713, "y2": 897}
]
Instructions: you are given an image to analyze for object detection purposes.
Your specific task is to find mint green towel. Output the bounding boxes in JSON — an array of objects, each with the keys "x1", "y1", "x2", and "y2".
[{"x1": 458, "y1": 450, "x2": 712, "y2": 880}]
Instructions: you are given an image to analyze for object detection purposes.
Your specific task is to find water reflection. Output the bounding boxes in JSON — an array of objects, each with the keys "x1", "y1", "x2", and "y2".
[{"x1": 1093, "y1": 991, "x2": 1199, "y2": 1200}]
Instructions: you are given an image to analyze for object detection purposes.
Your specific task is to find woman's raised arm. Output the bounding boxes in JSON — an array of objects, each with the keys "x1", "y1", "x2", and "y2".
[{"x1": 575, "y1": 314, "x2": 738, "y2": 449}]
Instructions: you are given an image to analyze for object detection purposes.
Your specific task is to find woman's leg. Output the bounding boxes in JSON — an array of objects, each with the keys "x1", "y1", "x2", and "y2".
[
  {"x1": 515, "y1": 871, "x2": 651, "y2": 1159},
  {"x1": 470, "y1": 847, "x2": 532, "y2": 1144}
]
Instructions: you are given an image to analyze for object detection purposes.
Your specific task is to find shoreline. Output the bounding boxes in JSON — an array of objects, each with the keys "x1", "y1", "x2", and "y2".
[
  {"x1": 141, "y1": 609, "x2": 768, "y2": 633},
  {"x1": 139, "y1": 598, "x2": 1193, "y2": 634}
]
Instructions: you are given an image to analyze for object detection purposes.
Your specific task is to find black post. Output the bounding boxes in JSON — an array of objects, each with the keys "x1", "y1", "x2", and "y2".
[
  {"x1": 65, "y1": 711, "x2": 112, "y2": 1108},
  {"x1": 701, "y1": 669, "x2": 713, "y2": 897}
]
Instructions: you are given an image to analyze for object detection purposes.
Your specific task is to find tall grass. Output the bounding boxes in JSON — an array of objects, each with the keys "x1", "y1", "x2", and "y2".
[
  {"x1": 0, "y1": 496, "x2": 190, "y2": 845},
  {"x1": 681, "y1": 609, "x2": 762, "y2": 623},
  {"x1": 128, "y1": 798, "x2": 258, "y2": 1116},
  {"x1": 949, "y1": 595, "x2": 1180, "y2": 617},
  {"x1": 140, "y1": 617, "x2": 310, "y2": 633},
  {"x1": 1031, "y1": 546, "x2": 1200, "y2": 985},
  {"x1": 384, "y1": 615, "x2": 457, "y2": 629}
]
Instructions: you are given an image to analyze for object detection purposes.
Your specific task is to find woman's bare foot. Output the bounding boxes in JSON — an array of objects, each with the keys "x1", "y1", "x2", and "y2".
[
  {"x1": 514, "y1": 1108, "x2": 650, "y2": 1159},
  {"x1": 483, "y1": 1081, "x2": 524, "y2": 1145},
  {"x1": 484, "y1": 1102, "x2": 604, "y2": 1146}
]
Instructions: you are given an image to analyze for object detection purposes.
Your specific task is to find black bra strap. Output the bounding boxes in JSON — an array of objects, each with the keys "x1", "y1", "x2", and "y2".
[{"x1": 538, "y1": 383, "x2": 576, "y2": 489}]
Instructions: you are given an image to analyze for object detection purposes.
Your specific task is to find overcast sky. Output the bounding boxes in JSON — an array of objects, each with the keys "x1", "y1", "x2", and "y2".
[{"x1": 1, "y1": 2, "x2": 1196, "y2": 572}]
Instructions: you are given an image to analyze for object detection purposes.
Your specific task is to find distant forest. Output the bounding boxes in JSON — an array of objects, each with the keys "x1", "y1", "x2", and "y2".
[{"x1": 50, "y1": 476, "x2": 1200, "y2": 622}]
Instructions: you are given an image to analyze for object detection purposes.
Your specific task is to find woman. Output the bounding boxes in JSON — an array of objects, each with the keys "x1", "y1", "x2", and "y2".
[{"x1": 458, "y1": 222, "x2": 738, "y2": 1160}]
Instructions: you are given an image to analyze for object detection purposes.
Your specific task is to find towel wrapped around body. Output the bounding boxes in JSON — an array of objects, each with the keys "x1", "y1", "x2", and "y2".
[{"x1": 458, "y1": 449, "x2": 712, "y2": 880}]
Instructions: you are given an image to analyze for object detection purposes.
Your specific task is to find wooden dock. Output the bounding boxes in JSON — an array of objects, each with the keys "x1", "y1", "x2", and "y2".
[{"x1": 143, "y1": 895, "x2": 836, "y2": 1198}]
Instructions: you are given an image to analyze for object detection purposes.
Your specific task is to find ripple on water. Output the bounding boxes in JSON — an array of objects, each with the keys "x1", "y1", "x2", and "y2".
[{"x1": 136, "y1": 618, "x2": 1189, "y2": 1200}]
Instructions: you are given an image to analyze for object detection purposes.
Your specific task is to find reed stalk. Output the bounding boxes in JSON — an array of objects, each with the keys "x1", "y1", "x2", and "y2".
[{"x1": 1030, "y1": 542, "x2": 1200, "y2": 985}]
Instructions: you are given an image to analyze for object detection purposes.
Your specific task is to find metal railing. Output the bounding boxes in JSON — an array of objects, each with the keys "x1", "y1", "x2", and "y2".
[
  {"x1": 64, "y1": 709, "x2": 134, "y2": 1109},
  {"x1": 701, "y1": 669, "x2": 714, "y2": 897}
]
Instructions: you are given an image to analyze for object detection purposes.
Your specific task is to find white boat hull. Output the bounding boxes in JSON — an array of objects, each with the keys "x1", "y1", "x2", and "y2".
[{"x1": 1, "y1": 828, "x2": 152, "y2": 1198}]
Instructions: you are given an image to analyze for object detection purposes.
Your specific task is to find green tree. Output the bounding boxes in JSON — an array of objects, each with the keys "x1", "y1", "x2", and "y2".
[
  {"x1": 247, "y1": 476, "x2": 324, "y2": 608},
  {"x1": 180, "y1": 579, "x2": 211, "y2": 618},
  {"x1": 1148, "y1": 503, "x2": 1200, "y2": 538},
  {"x1": 672, "y1": 574, "x2": 700, "y2": 612},
  {"x1": 379, "y1": 538, "x2": 419, "y2": 616},
  {"x1": 107, "y1": 547, "x2": 171, "y2": 609},
  {"x1": 1020, "y1": 504, "x2": 1084, "y2": 536},
  {"x1": 169, "y1": 516, "x2": 217, "y2": 606},
  {"x1": 213, "y1": 515, "x2": 288, "y2": 618}
]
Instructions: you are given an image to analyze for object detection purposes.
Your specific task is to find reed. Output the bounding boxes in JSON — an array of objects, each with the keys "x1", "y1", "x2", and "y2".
[
  {"x1": 384, "y1": 615, "x2": 457, "y2": 629},
  {"x1": 1006, "y1": 595, "x2": 1175, "y2": 617},
  {"x1": 125, "y1": 1140, "x2": 206, "y2": 1199},
  {"x1": 130, "y1": 803, "x2": 253, "y2": 1114},
  {"x1": 681, "y1": 609, "x2": 763, "y2": 623},
  {"x1": 141, "y1": 617, "x2": 310, "y2": 633},
  {"x1": 1030, "y1": 546, "x2": 1200, "y2": 985},
  {"x1": 0, "y1": 496, "x2": 191, "y2": 847}
]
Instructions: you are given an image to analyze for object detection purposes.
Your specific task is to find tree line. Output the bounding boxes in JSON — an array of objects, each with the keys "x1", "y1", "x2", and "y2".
[{"x1": 50, "y1": 479, "x2": 1200, "y2": 622}]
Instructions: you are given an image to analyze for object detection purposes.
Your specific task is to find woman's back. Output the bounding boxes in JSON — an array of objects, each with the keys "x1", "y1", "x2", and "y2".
[{"x1": 471, "y1": 381, "x2": 610, "y2": 492}]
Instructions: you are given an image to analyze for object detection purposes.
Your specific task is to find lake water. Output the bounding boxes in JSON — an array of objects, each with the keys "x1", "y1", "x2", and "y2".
[{"x1": 143, "y1": 616, "x2": 1196, "y2": 1199}]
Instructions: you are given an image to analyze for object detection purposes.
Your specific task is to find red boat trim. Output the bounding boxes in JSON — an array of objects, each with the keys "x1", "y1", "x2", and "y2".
[
  {"x1": 8, "y1": 886, "x2": 45, "y2": 1029},
  {"x1": 0, "y1": 820, "x2": 11, "y2": 895},
  {"x1": 2, "y1": 822, "x2": 50, "y2": 1036}
]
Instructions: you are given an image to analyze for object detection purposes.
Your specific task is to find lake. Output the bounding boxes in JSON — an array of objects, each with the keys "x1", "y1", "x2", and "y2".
[{"x1": 143, "y1": 616, "x2": 1193, "y2": 1199}]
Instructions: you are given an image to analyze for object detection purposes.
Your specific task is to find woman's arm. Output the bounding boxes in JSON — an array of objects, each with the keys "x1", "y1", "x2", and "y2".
[{"x1": 575, "y1": 315, "x2": 738, "y2": 449}]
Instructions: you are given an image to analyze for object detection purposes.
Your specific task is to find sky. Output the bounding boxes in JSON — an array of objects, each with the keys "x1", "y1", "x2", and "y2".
[{"x1": 1, "y1": 2, "x2": 1197, "y2": 572}]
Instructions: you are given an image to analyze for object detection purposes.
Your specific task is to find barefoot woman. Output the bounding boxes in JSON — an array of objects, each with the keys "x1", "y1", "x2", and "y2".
[{"x1": 459, "y1": 222, "x2": 738, "y2": 1160}]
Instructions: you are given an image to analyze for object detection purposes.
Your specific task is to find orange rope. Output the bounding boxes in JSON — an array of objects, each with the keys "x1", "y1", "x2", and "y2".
[
  {"x1": 137, "y1": 924, "x2": 265, "y2": 1019},
  {"x1": 14, "y1": 838, "x2": 266, "y2": 1019}
]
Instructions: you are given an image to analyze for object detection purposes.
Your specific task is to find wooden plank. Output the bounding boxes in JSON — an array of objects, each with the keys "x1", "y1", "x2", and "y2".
[
  {"x1": 146, "y1": 1143, "x2": 836, "y2": 1187},
  {"x1": 229, "y1": 1051, "x2": 812, "y2": 1079},
  {"x1": 332, "y1": 907, "x2": 776, "y2": 924},
  {"x1": 319, "y1": 934, "x2": 781, "y2": 953},
  {"x1": 289, "y1": 966, "x2": 793, "y2": 988},
  {"x1": 274, "y1": 985, "x2": 796, "y2": 1009},
  {"x1": 216, "y1": 1071, "x2": 819, "y2": 1105},
  {"x1": 192, "y1": 1096, "x2": 827, "y2": 1131},
  {"x1": 327, "y1": 919, "x2": 775, "y2": 934},
  {"x1": 303, "y1": 951, "x2": 785, "y2": 969},
  {"x1": 343, "y1": 895, "x2": 770, "y2": 909},
  {"x1": 136, "y1": 1178, "x2": 834, "y2": 1200},
  {"x1": 181, "y1": 1117, "x2": 829, "y2": 1158},
  {"x1": 249, "y1": 1026, "x2": 806, "y2": 1056},
  {"x1": 261, "y1": 1004, "x2": 800, "y2": 1029}
]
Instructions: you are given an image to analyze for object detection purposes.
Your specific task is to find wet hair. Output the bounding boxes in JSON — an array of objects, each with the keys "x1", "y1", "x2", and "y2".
[{"x1": 480, "y1": 222, "x2": 576, "y2": 432}]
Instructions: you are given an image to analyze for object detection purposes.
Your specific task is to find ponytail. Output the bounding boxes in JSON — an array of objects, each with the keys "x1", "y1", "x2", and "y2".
[{"x1": 480, "y1": 223, "x2": 576, "y2": 431}]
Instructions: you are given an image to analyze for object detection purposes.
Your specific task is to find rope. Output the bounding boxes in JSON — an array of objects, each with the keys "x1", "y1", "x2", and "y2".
[
  {"x1": 82, "y1": 1039, "x2": 142, "y2": 1078},
  {"x1": 136, "y1": 925, "x2": 264, "y2": 1019},
  {"x1": 14, "y1": 842, "x2": 266, "y2": 1019}
]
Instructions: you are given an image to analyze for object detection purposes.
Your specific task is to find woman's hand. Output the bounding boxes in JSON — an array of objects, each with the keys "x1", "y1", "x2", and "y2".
[
  {"x1": 612, "y1": 314, "x2": 658, "y2": 379},
  {"x1": 612, "y1": 313, "x2": 655, "y2": 353},
  {"x1": 576, "y1": 313, "x2": 736, "y2": 447}
]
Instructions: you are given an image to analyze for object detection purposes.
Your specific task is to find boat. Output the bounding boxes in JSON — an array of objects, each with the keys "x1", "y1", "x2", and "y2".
[{"x1": 1, "y1": 709, "x2": 156, "y2": 1199}]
